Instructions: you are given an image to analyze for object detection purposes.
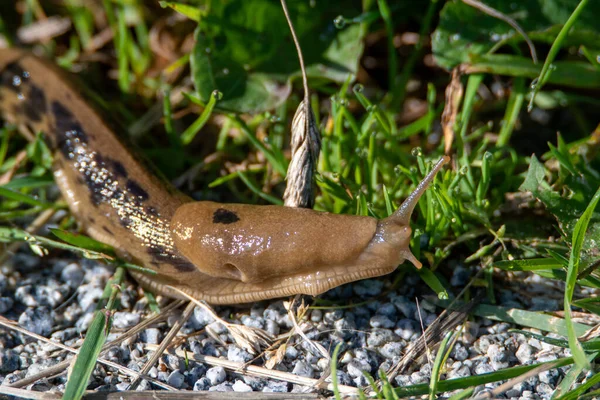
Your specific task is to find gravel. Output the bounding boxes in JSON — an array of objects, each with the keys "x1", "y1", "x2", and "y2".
[{"x1": 0, "y1": 249, "x2": 587, "y2": 398}]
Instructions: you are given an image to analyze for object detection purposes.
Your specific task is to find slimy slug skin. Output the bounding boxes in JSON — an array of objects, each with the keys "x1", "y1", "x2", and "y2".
[{"x1": 0, "y1": 48, "x2": 448, "y2": 304}]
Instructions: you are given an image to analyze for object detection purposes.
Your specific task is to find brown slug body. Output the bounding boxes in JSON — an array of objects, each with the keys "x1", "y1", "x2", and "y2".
[{"x1": 0, "y1": 48, "x2": 449, "y2": 304}]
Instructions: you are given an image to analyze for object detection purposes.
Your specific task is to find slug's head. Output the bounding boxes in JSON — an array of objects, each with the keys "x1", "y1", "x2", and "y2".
[{"x1": 360, "y1": 156, "x2": 450, "y2": 270}]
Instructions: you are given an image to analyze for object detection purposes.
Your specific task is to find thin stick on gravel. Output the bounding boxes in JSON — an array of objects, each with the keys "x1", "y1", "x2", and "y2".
[
  {"x1": 128, "y1": 300, "x2": 196, "y2": 390},
  {"x1": 6, "y1": 300, "x2": 185, "y2": 389},
  {"x1": 146, "y1": 344, "x2": 360, "y2": 395}
]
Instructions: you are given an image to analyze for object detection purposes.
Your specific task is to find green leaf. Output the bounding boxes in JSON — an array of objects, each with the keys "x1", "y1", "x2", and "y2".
[
  {"x1": 564, "y1": 185, "x2": 600, "y2": 370},
  {"x1": 50, "y1": 229, "x2": 115, "y2": 256},
  {"x1": 158, "y1": 1, "x2": 202, "y2": 21},
  {"x1": 191, "y1": 0, "x2": 364, "y2": 113},
  {"x1": 433, "y1": 0, "x2": 600, "y2": 70}
]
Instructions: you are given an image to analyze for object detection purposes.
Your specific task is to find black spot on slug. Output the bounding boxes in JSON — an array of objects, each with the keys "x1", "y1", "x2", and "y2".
[
  {"x1": 51, "y1": 101, "x2": 86, "y2": 141},
  {"x1": 213, "y1": 208, "x2": 240, "y2": 224},
  {"x1": 146, "y1": 246, "x2": 196, "y2": 272},
  {"x1": 102, "y1": 226, "x2": 113, "y2": 234},
  {"x1": 89, "y1": 191, "x2": 103, "y2": 207},
  {"x1": 126, "y1": 180, "x2": 149, "y2": 201},
  {"x1": 109, "y1": 159, "x2": 127, "y2": 178},
  {"x1": 172, "y1": 260, "x2": 196, "y2": 272},
  {"x1": 23, "y1": 84, "x2": 47, "y2": 122}
]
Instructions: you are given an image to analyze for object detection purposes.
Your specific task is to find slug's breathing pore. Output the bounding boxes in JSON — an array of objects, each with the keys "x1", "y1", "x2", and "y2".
[{"x1": 0, "y1": 48, "x2": 450, "y2": 304}]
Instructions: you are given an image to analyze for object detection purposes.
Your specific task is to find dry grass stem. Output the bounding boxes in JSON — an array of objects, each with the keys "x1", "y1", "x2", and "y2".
[
  {"x1": 167, "y1": 285, "x2": 272, "y2": 355},
  {"x1": 145, "y1": 344, "x2": 359, "y2": 395},
  {"x1": 127, "y1": 301, "x2": 196, "y2": 390}
]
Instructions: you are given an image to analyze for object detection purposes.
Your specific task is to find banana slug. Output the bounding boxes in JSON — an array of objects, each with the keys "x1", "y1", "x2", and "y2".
[{"x1": 0, "y1": 48, "x2": 449, "y2": 304}]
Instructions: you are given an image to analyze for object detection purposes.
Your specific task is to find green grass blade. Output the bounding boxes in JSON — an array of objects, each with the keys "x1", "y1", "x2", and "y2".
[
  {"x1": 62, "y1": 267, "x2": 124, "y2": 400},
  {"x1": 564, "y1": 185, "x2": 600, "y2": 370}
]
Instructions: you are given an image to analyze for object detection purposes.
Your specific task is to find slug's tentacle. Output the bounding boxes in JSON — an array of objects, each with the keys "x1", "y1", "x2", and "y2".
[{"x1": 390, "y1": 156, "x2": 450, "y2": 226}]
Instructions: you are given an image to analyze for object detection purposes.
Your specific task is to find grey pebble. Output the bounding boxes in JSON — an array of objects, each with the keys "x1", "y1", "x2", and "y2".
[
  {"x1": 15, "y1": 286, "x2": 37, "y2": 307},
  {"x1": 18, "y1": 307, "x2": 54, "y2": 336},
  {"x1": 78, "y1": 286, "x2": 104, "y2": 312},
  {"x1": 157, "y1": 371, "x2": 169, "y2": 382},
  {"x1": 262, "y1": 380, "x2": 289, "y2": 392},
  {"x1": 191, "y1": 306, "x2": 214, "y2": 329},
  {"x1": 379, "y1": 342, "x2": 404, "y2": 359},
  {"x1": 370, "y1": 314, "x2": 395, "y2": 329},
  {"x1": 367, "y1": 328, "x2": 396, "y2": 346},
  {"x1": 487, "y1": 344, "x2": 510, "y2": 370},
  {"x1": 324, "y1": 309, "x2": 343, "y2": 323},
  {"x1": 112, "y1": 312, "x2": 140, "y2": 329},
  {"x1": 140, "y1": 328, "x2": 161, "y2": 344},
  {"x1": 164, "y1": 354, "x2": 182, "y2": 371},
  {"x1": 285, "y1": 346, "x2": 298, "y2": 360},
  {"x1": 334, "y1": 316, "x2": 356, "y2": 339},
  {"x1": 377, "y1": 303, "x2": 397, "y2": 318},
  {"x1": 310, "y1": 309, "x2": 322, "y2": 322},
  {"x1": 410, "y1": 371, "x2": 428, "y2": 384},
  {"x1": 242, "y1": 375, "x2": 265, "y2": 391},
  {"x1": 206, "y1": 366, "x2": 226, "y2": 385},
  {"x1": 450, "y1": 265, "x2": 471, "y2": 286},
  {"x1": 0, "y1": 297, "x2": 13, "y2": 313},
  {"x1": 60, "y1": 262, "x2": 84, "y2": 289},
  {"x1": 227, "y1": 345, "x2": 252, "y2": 363},
  {"x1": 353, "y1": 279, "x2": 383, "y2": 296},
  {"x1": 185, "y1": 364, "x2": 207, "y2": 386},
  {"x1": 474, "y1": 362, "x2": 494, "y2": 375},
  {"x1": 448, "y1": 363, "x2": 471, "y2": 379},
  {"x1": 209, "y1": 382, "x2": 233, "y2": 392},
  {"x1": 0, "y1": 349, "x2": 19, "y2": 372},
  {"x1": 536, "y1": 382, "x2": 554, "y2": 396},
  {"x1": 291, "y1": 360, "x2": 313, "y2": 378},
  {"x1": 451, "y1": 343, "x2": 469, "y2": 361},
  {"x1": 395, "y1": 319, "x2": 417, "y2": 340},
  {"x1": 194, "y1": 377, "x2": 211, "y2": 391},
  {"x1": 346, "y1": 359, "x2": 371, "y2": 378},
  {"x1": 241, "y1": 315, "x2": 264, "y2": 330},
  {"x1": 516, "y1": 343, "x2": 535, "y2": 364},
  {"x1": 167, "y1": 371, "x2": 185, "y2": 388},
  {"x1": 265, "y1": 319, "x2": 279, "y2": 336},
  {"x1": 232, "y1": 380, "x2": 252, "y2": 392}
]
